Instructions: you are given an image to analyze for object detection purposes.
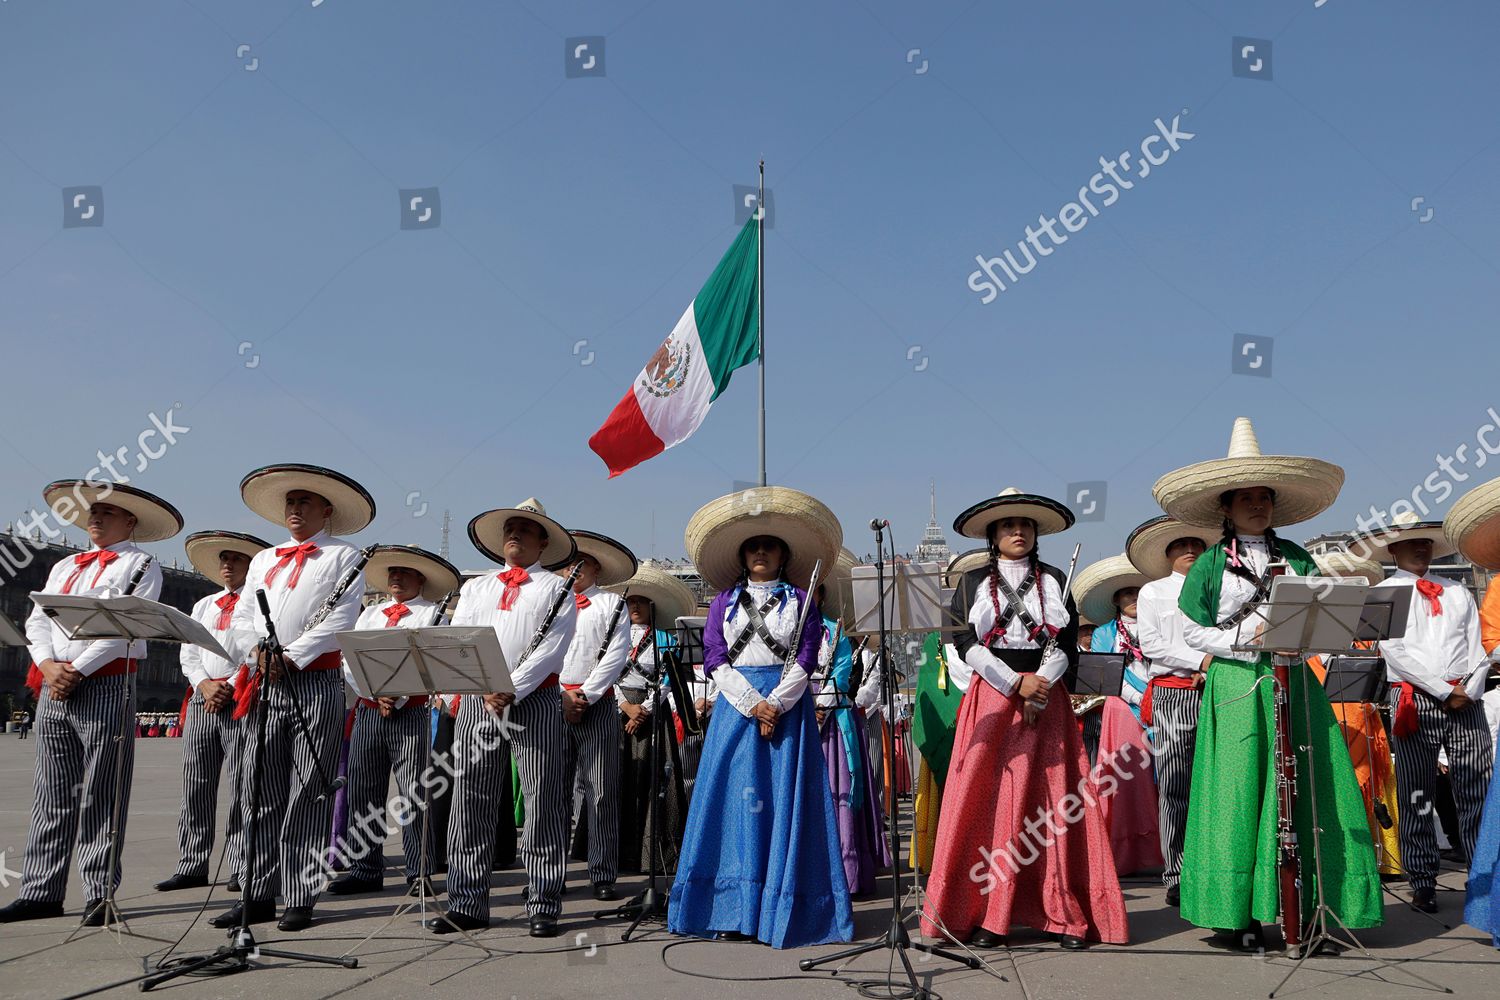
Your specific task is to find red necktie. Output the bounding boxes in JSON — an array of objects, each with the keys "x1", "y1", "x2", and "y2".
[
  {"x1": 498, "y1": 567, "x2": 529, "y2": 610},
  {"x1": 62, "y1": 549, "x2": 119, "y2": 594},
  {"x1": 265, "y1": 543, "x2": 318, "y2": 589},
  {"x1": 575, "y1": 592, "x2": 591, "y2": 610},
  {"x1": 383, "y1": 603, "x2": 410, "y2": 627},
  {"x1": 214, "y1": 592, "x2": 239, "y2": 630},
  {"x1": 1415, "y1": 578, "x2": 1444, "y2": 616}
]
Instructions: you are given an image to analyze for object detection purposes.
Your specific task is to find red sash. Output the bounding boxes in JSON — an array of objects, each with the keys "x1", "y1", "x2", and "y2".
[
  {"x1": 1141, "y1": 674, "x2": 1196, "y2": 728},
  {"x1": 1393, "y1": 679, "x2": 1462, "y2": 738},
  {"x1": 231, "y1": 650, "x2": 343, "y2": 720},
  {"x1": 26, "y1": 657, "x2": 134, "y2": 699}
]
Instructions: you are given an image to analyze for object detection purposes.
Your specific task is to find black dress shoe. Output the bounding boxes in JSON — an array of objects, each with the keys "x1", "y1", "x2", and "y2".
[
  {"x1": 1229, "y1": 921, "x2": 1266, "y2": 953},
  {"x1": 1059, "y1": 934, "x2": 1087, "y2": 951},
  {"x1": 429, "y1": 911, "x2": 487, "y2": 934},
  {"x1": 325, "y1": 875, "x2": 383, "y2": 896},
  {"x1": 226, "y1": 879, "x2": 241, "y2": 894},
  {"x1": 716, "y1": 930, "x2": 753, "y2": 942},
  {"x1": 208, "y1": 899, "x2": 276, "y2": 928},
  {"x1": 0, "y1": 898, "x2": 64, "y2": 923},
  {"x1": 278, "y1": 906, "x2": 314, "y2": 932},
  {"x1": 528, "y1": 915, "x2": 559, "y2": 938},
  {"x1": 79, "y1": 899, "x2": 109, "y2": 927},
  {"x1": 406, "y1": 877, "x2": 438, "y2": 897},
  {"x1": 154, "y1": 873, "x2": 209, "y2": 892},
  {"x1": 968, "y1": 928, "x2": 1007, "y2": 948},
  {"x1": 593, "y1": 882, "x2": 619, "y2": 902},
  {"x1": 1412, "y1": 887, "x2": 1438, "y2": 913}
]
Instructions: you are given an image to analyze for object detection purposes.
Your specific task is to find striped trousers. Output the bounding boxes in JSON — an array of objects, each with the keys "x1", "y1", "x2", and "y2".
[
  {"x1": 561, "y1": 697, "x2": 622, "y2": 885},
  {"x1": 174, "y1": 692, "x2": 245, "y2": 879},
  {"x1": 1390, "y1": 686, "x2": 1494, "y2": 890},
  {"x1": 19, "y1": 674, "x2": 135, "y2": 902},
  {"x1": 447, "y1": 688, "x2": 568, "y2": 920},
  {"x1": 238, "y1": 668, "x2": 344, "y2": 907},
  {"x1": 343, "y1": 703, "x2": 434, "y2": 882},
  {"x1": 1150, "y1": 685, "x2": 1202, "y2": 888}
]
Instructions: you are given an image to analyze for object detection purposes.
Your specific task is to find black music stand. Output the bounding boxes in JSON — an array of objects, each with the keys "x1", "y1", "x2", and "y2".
[
  {"x1": 0, "y1": 608, "x2": 26, "y2": 648},
  {"x1": 1072, "y1": 652, "x2": 1126, "y2": 699}
]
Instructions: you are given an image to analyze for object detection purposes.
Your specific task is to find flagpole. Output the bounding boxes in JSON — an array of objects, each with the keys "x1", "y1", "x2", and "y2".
[{"x1": 757, "y1": 158, "x2": 767, "y2": 488}]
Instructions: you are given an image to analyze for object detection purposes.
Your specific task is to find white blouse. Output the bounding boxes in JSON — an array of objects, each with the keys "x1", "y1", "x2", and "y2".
[
  {"x1": 961, "y1": 556, "x2": 1069, "y2": 695},
  {"x1": 714, "y1": 581, "x2": 809, "y2": 718},
  {"x1": 1180, "y1": 535, "x2": 1298, "y2": 663}
]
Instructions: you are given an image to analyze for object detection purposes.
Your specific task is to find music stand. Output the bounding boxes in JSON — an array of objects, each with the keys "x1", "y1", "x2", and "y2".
[
  {"x1": 335, "y1": 625, "x2": 511, "y2": 956},
  {"x1": 1073, "y1": 652, "x2": 1126, "y2": 699},
  {"x1": 0, "y1": 608, "x2": 29, "y2": 647},
  {"x1": 30, "y1": 593, "x2": 224, "y2": 945}
]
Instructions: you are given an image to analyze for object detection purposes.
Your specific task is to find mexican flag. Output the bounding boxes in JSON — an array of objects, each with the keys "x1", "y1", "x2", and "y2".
[{"x1": 588, "y1": 216, "x2": 760, "y2": 477}]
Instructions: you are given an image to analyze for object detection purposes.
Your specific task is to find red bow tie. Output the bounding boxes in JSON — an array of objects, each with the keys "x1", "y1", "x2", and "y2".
[
  {"x1": 1415, "y1": 578, "x2": 1444, "y2": 616},
  {"x1": 214, "y1": 592, "x2": 240, "y2": 630},
  {"x1": 575, "y1": 593, "x2": 591, "y2": 610},
  {"x1": 265, "y1": 543, "x2": 318, "y2": 590},
  {"x1": 498, "y1": 567, "x2": 529, "y2": 610},
  {"x1": 383, "y1": 603, "x2": 411, "y2": 627},
  {"x1": 63, "y1": 549, "x2": 119, "y2": 594}
]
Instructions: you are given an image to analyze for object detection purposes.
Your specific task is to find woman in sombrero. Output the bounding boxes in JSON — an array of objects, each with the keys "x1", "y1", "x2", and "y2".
[
  {"x1": 921, "y1": 488, "x2": 1128, "y2": 951},
  {"x1": 668, "y1": 487, "x2": 853, "y2": 948},
  {"x1": 1154, "y1": 417, "x2": 1381, "y2": 949}
]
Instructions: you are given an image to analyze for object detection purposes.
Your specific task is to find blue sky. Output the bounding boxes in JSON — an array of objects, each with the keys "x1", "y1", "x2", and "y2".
[{"x1": 1, "y1": 0, "x2": 1496, "y2": 574}]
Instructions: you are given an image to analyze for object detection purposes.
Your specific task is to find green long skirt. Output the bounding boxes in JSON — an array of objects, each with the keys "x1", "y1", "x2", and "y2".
[{"x1": 1180, "y1": 655, "x2": 1383, "y2": 931}]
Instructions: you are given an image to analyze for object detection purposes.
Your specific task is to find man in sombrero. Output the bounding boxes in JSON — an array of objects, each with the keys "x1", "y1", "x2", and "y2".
[
  {"x1": 0, "y1": 482, "x2": 179, "y2": 925},
  {"x1": 557, "y1": 530, "x2": 636, "y2": 901},
  {"x1": 437, "y1": 499, "x2": 578, "y2": 938},
  {"x1": 208, "y1": 464, "x2": 376, "y2": 933},
  {"x1": 156, "y1": 530, "x2": 270, "y2": 896},
  {"x1": 325, "y1": 544, "x2": 460, "y2": 899}
]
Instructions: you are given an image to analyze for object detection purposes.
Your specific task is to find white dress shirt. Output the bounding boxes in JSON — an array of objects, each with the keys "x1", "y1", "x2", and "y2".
[
  {"x1": 181, "y1": 587, "x2": 246, "y2": 688},
  {"x1": 1375, "y1": 570, "x2": 1487, "y2": 700},
  {"x1": 449, "y1": 561, "x2": 576, "y2": 703},
  {"x1": 961, "y1": 556, "x2": 1070, "y2": 696},
  {"x1": 714, "y1": 581, "x2": 810, "y2": 717},
  {"x1": 1182, "y1": 535, "x2": 1293, "y2": 663},
  {"x1": 27, "y1": 541, "x2": 164, "y2": 675},
  {"x1": 341, "y1": 595, "x2": 439, "y2": 703},
  {"x1": 225, "y1": 529, "x2": 365, "y2": 669},
  {"x1": 1138, "y1": 572, "x2": 1204, "y2": 679},
  {"x1": 560, "y1": 586, "x2": 630, "y2": 704},
  {"x1": 616, "y1": 624, "x2": 657, "y2": 711}
]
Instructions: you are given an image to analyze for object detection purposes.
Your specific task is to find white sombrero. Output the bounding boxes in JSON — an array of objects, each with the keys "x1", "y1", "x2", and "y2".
[
  {"x1": 468, "y1": 498, "x2": 576, "y2": 569},
  {"x1": 1314, "y1": 552, "x2": 1385, "y2": 587},
  {"x1": 1125, "y1": 515, "x2": 1220, "y2": 580},
  {"x1": 1352, "y1": 511, "x2": 1455, "y2": 564},
  {"x1": 364, "y1": 544, "x2": 462, "y2": 603},
  {"x1": 568, "y1": 530, "x2": 639, "y2": 587},
  {"x1": 684, "y1": 486, "x2": 842, "y2": 592},
  {"x1": 1444, "y1": 476, "x2": 1500, "y2": 570},
  {"x1": 605, "y1": 561, "x2": 697, "y2": 628},
  {"x1": 184, "y1": 530, "x2": 272, "y2": 580},
  {"x1": 43, "y1": 480, "x2": 184, "y2": 543},
  {"x1": 943, "y1": 547, "x2": 989, "y2": 588},
  {"x1": 240, "y1": 464, "x2": 375, "y2": 537},
  {"x1": 953, "y1": 487, "x2": 1073, "y2": 539},
  {"x1": 1073, "y1": 553, "x2": 1152, "y2": 626},
  {"x1": 1152, "y1": 417, "x2": 1344, "y2": 529}
]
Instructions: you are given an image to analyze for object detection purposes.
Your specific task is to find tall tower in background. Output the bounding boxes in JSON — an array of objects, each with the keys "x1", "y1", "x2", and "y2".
[{"x1": 914, "y1": 481, "x2": 951, "y2": 565}]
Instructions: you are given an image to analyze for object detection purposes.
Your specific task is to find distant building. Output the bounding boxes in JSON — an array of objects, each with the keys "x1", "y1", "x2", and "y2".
[{"x1": 914, "y1": 482, "x2": 951, "y2": 566}]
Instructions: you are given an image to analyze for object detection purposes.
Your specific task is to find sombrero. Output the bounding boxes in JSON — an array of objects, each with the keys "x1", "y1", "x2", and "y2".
[
  {"x1": 1151, "y1": 417, "x2": 1344, "y2": 528},
  {"x1": 953, "y1": 487, "x2": 1073, "y2": 539},
  {"x1": 1314, "y1": 551, "x2": 1385, "y2": 587},
  {"x1": 605, "y1": 562, "x2": 697, "y2": 628},
  {"x1": 568, "y1": 530, "x2": 639, "y2": 587},
  {"x1": 1352, "y1": 511, "x2": 1455, "y2": 564},
  {"x1": 43, "y1": 480, "x2": 184, "y2": 543},
  {"x1": 184, "y1": 530, "x2": 272, "y2": 580},
  {"x1": 816, "y1": 547, "x2": 859, "y2": 621},
  {"x1": 684, "y1": 486, "x2": 842, "y2": 592},
  {"x1": 364, "y1": 544, "x2": 462, "y2": 603},
  {"x1": 1073, "y1": 553, "x2": 1152, "y2": 626},
  {"x1": 240, "y1": 464, "x2": 375, "y2": 536},
  {"x1": 1444, "y1": 476, "x2": 1500, "y2": 570},
  {"x1": 943, "y1": 547, "x2": 989, "y2": 588},
  {"x1": 468, "y1": 498, "x2": 576, "y2": 569},
  {"x1": 1125, "y1": 515, "x2": 1220, "y2": 580}
]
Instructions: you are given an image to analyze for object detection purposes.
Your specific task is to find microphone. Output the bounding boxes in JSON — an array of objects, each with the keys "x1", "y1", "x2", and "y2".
[{"x1": 869, "y1": 518, "x2": 889, "y2": 530}]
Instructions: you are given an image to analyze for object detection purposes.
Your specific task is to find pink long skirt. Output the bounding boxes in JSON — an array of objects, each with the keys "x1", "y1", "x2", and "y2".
[{"x1": 1095, "y1": 697, "x2": 1163, "y2": 876}]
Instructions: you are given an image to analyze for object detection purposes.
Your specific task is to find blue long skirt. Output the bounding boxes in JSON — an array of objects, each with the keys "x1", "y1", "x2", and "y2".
[
  {"x1": 668, "y1": 665, "x2": 854, "y2": 948},
  {"x1": 1465, "y1": 762, "x2": 1500, "y2": 946}
]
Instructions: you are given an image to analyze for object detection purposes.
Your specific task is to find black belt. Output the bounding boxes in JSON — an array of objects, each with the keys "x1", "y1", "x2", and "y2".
[{"x1": 988, "y1": 647, "x2": 1044, "y2": 673}]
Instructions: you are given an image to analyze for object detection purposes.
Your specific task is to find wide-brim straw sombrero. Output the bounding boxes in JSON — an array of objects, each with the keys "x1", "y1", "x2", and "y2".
[
  {"x1": 684, "y1": 486, "x2": 842, "y2": 592},
  {"x1": 184, "y1": 530, "x2": 272, "y2": 580},
  {"x1": 1125, "y1": 515, "x2": 1220, "y2": 580},
  {"x1": 817, "y1": 547, "x2": 859, "y2": 621},
  {"x1": 1152, "y1": 417, "x2": 1344, "y2": 529},
  {"x1": 605, "y1": 562, "x2": 697, "y2": 627},
  {"x1": 569, "y1": 530, "x2": 639, "y2": 587},
  {"x1": 1314, "y1": 552, "x2": 1385, "y2": 587},
  {"x1": 1073, "y1": 553, "x2": 1152, "y2": 626},
  {"x1": 240, "y1": 464, "x2": 375, "y2": 537},
  {"x1": 44, "y1": 480, "x2": 184, "y2": 543},
  {"x1": 364, "y1": 544, "x2": 462, "y2": 603},
  {"x1": 469, "y1": 498, "x2": 576, "y2": 569},
  {"x1": 943, "y1": 547, "x2": 989, "y2": 588},
  {"x1": 1445, "y1": 476, "x2": 1500, "y2": 570},
  {"x1": 1352, "y1": 511, "x2": 1455, "y2": 564},
  {"x1": 953, "y1": 487, "x2": 1073, "y2": 539}
]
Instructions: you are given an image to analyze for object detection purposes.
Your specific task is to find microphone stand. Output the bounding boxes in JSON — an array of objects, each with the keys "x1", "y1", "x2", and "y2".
[{"x1": 253, "y1": 589, "x2": 345, "y2": 800}]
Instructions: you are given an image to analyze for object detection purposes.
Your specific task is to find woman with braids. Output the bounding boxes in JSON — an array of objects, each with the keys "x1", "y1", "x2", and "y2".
[
  {"x1": 669, "y1": 488, "x2": 853, "y2": 948},
  {"x1": 1153, "y1": 418, "x2": 1382, "y2": 951},
  {"x1": 921, "y1": 488, "x2": 1128, "y2": 952}
]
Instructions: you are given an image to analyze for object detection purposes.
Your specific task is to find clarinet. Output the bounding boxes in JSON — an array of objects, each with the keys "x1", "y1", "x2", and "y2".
[
  {"x1": 299, "y1": 544, "x2": 377, "y2": 635},
  {"x1": 777, "y1": 559, "x2": 823, "y2": 684},
  {"x1": 427, "y1": 589, "x2": 459, "y2": 627},
  {"x1": 123, "y1": 554, "x2": 155, "y2": 596},
  {"x1": 594, "y1": 589, "x2": 629, "y2": 663},
  {"x1": 514, "y1": 562, "x2": 585, "y2": 670}
]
